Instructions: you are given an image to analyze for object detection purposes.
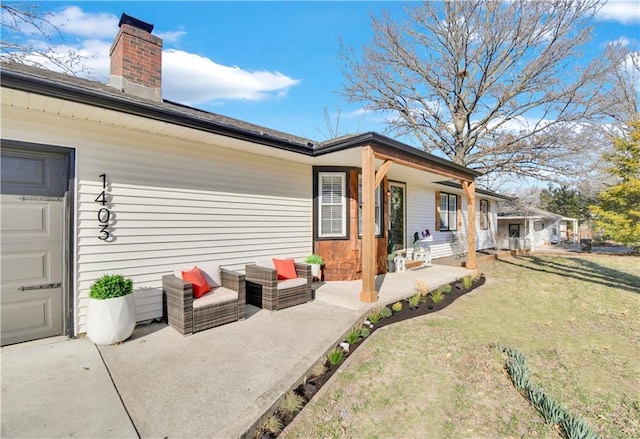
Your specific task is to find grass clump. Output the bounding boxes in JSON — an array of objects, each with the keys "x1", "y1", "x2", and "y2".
[
  {"x1": 263, "y1": 414, "x2": 283, "y2": 435},
  {"x1": 310, "y1": 360, "x2": 327, "y2": 378},
  {"x1": 463, "y1": 275, "x2": 473, "y2": 289},
  {"x1": 326, "y1": 347, "x2": 345, "y2": 365},
  {"x1": 407, "y1": 293, "x2": 421, "y2": 309},
  {"x1": 431, "y1": 288, "x2": 444, "y2": 304},
  {"x1": 563, "y1": 414, "x2": 600, "y2": 439},
  {"x1": 280, "y1": 391, "x2": 305, "y2": 415},
  {"x1": 345, "y1": 326, "x2": 362, "y2": 344},
  {"x1": 367, "y1": 308, "x2": 384, "y2": 324},
  {"x1": 440, "y1": 283, "x2": 452, "y2": 294},
  {"x1": 415, "y1": 280, "x2": 430, "y2": 296},
  {"x1": 391, "y1": 301, "x2": 403, "y2": 312}
]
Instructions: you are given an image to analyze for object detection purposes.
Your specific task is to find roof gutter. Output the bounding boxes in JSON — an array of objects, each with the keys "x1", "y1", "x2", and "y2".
[
  {"x1": 0, "y1": 68, "x2": 315, "y2": 155},
  {"x1": 1, "y1": 68, "x2": 483, "y2": 181}
]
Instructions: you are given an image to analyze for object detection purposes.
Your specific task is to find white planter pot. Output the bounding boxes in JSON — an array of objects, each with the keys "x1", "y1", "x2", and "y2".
[
  {"x1": 310, "y1": 264, "x2": 321, "y2": 278},
  {"x1": 87, "y1": 294, "x2": 136, "y2": 345}
]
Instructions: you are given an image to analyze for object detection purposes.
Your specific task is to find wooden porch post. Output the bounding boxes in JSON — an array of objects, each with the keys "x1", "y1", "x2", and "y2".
[
  {"x1": 360, "y1": 146, "x2": 377, "y2": 303},
  {"x1": 462, "y1": 180, "x2": 477, "y2": 270}
]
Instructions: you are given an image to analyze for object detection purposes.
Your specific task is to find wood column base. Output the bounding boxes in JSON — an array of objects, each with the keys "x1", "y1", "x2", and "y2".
[{"x1": 359, "y1": 290, "x2": 378, "y2": 303}]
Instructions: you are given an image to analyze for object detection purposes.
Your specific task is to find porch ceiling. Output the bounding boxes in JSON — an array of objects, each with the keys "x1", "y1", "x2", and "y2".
[{"x1": 311, "y1": 147, "x2": 451, "y2": 184}]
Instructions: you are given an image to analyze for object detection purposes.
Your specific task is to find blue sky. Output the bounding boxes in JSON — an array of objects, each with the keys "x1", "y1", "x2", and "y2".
[{"x1": 14, "y1": 1, "x2": 640, "y2": 142}]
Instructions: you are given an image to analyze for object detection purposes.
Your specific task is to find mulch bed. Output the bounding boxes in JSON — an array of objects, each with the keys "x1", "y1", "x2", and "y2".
[{"x1": 256, "y1": 274, "x2": 486, "y2": 438}]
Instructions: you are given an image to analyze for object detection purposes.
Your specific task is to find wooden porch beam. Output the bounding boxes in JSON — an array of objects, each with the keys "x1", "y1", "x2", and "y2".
[
  {"x1": 360, "y1": 146, "x2": 378, "y2": 303},
  {"x1": 373, "y1": 149, "x2": 475, "y2": 182},
  {"x1": 462, "y1": 180, "x2": 477, "y2": 270},
  {"x1": 374, "y1": 160, "x2": 393, "y2": 188}
]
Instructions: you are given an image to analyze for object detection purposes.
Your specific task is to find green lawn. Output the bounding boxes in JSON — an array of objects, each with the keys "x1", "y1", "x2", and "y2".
[{"x1": 284, "y1": 254, "x2": 640, "y2": 438}]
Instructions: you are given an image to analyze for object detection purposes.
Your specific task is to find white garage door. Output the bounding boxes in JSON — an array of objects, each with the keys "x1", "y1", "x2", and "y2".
[
  {"x1": 1, "y1": 196, "x2": 64, "y2": 345},
  {"x1": 1, "y1": 146, "x2": 69, "y2": 346}
]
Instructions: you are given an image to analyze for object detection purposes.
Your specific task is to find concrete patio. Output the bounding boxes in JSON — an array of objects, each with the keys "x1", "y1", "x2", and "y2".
[{"x1": 1, "y1": 263, "x2": 473, "y2": 439}]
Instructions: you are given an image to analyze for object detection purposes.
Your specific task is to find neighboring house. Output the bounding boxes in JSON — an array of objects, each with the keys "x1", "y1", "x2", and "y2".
[
  {"x1": 0, "y1": 14, "x2": 504, "y2": 346},
  {"x1": 496, "y1": 202, "x2": 579, "y2": 251}
]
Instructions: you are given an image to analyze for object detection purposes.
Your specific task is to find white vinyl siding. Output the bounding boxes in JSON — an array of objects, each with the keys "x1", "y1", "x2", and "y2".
[
  {"x1": 2, "y1": 106, "x2": 312, "y2": 335},
  {"x1": 406, "y1": 185, "x2": 498, "y2": 260},
  {"x1": 318, "y1": 172, "x2": 346, "y2": 238}
]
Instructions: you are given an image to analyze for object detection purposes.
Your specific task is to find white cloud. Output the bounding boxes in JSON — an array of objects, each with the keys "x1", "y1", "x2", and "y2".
[
  {"x1": 6, "y1": 5, "x2": 300, "y2": 104},
  {"x1": 162, "y1": 49, "x2": 300, "y2": 103},
  {"x1": 50, "y1": 6, "x2": 119, "y2": 39},
  {"x1": 596, "y1": 0, "x2": 640, "y2": 24},
  {"x1": 344, "y1": 108, "x2": 375, "y2": 118},
  {"x1": 155, "y1": 30, "x2": 187, "y2": 44}
]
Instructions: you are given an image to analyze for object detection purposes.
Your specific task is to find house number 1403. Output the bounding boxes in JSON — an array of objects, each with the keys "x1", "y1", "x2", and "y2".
[{"x1": 95, "y1": 174, "x2": 111, "y2": 241}]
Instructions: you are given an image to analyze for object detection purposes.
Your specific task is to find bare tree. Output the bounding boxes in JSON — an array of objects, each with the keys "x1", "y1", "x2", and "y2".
[
  {"x1": 340, "y1": 0, "x2": 630, "y2": 183},
  {"x1": 592, "y1": 42, "x2": 640, "y2": 127},
  {"x1": 1, "y1": 2, "x2": 92, "y2": 76}
]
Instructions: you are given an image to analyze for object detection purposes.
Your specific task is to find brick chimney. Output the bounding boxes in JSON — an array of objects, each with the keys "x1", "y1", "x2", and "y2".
[{"x1": 109, "y1": 13, "x2": 163, "y2": 102}]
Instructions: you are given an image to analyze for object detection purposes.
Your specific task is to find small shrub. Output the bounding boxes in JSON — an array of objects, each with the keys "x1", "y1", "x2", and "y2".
[
  {"x1": 407, "y1": 293, "x2": 421, "y2": 309},
  {"x1": 431, "y1": 289, "x2": 444, "y2": 304},
  {"x1": 440, "y1": 284, "x2": 452, "y2": 294},
  {"x1": 280, "y1": 391, "x2": 305, "y2": 415},
  {"x1": 359, "y1": 327, "x2": 370, "y2": 338},
  {"x1": 310, "y1": 360, "x2": 327, "y2": 378},
  {"x1": 89, "y1": 274, "x2": 133, "y2": 300},
  {"x1": 345, "y1": 327, "x2": 362, "y2": 344},
  {"x1": 263, "y1": 414, "x2": 283, "y2": 435},
  {"x1": 326, "y1": 347, "x2": 345, "y2": 365},
  {"x1": 368, "y1": 308, "x2": 384, "y2": 324},
  {"x1": 391, "y1": 301, "x2": 403, "y2": 312},
  {"x1": 463, "y1": 275, "x2": 473, "y2": 289},
  {"x1": 380, "y1": 306, "x2": 393, "y2": 318}
]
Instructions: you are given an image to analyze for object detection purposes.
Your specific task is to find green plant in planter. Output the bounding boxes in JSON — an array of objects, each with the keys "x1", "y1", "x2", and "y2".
[
  {"x1": 263, "y1": 414, "x2": 283, "y2": 435},
  {"x1": 463, "y1": 275, "x2": 473, "y2": 289},
  {"x1": 415, "y1": 280, "x2": 430, "y2": 297},
  {"x1": 280, "y1": 391, "x2": 305, "y2": 415},
  {"x1": 407, "y1": 293, "x2": 421, "y2": 309},
  {"x1": 440, "y1": 284, "x2": 452, "y2": 294},
  {"x1": 310, "y1": 360, "x2": 328, "y2": 378},
  {"x1": 380, "y1": 306, "x2": 393, "y2": 318},
  {"x1": 367, "y1": 308, "x2": 384, "y2": 324},
  {"x1": 326, "y1": 347, "x2": 345, "y2": 365},
  {"x1": 89, "y1": 274, "x2": 133, "y2": 299},
  {"x1": 345, "y1": 326, "x2": 362, "y2": 344},
  {"x1": 431, "y1": 288, "x2": 444, "y2": 304},
  {"x1": 391, "y1": 301, "x2": 403, "y2": 312},
  {"x1": 304, "y1": 254, "x2": 324, "y2": 265},
  {"x1": 359, "y1": 327, "x2": 370, "y2": 338}
]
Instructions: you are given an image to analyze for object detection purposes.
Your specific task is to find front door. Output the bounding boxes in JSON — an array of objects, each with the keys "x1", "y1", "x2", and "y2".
[
  {"x1": 389, "y1": 182, "x2": 406, "y2": 252},
  {"x1": 1, "y1": 146, "x2": 70, "y2": 346}
]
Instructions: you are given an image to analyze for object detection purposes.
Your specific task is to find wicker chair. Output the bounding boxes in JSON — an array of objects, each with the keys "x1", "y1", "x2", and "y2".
[
  {"x1": 162, "y1": 263, "x2": 246, "y2": 335},
  {"x1": 245, "y1": 259, "x2": 313, "y2": 311}
]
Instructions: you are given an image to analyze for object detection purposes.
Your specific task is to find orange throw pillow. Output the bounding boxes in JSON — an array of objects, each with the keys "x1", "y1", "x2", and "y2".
[
  {"x1": 182, "y1": 266, "x2": 211, "y2": 299},
  {"x1": 272, "y1": 258, "x2": 298, "y2": 280}
]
